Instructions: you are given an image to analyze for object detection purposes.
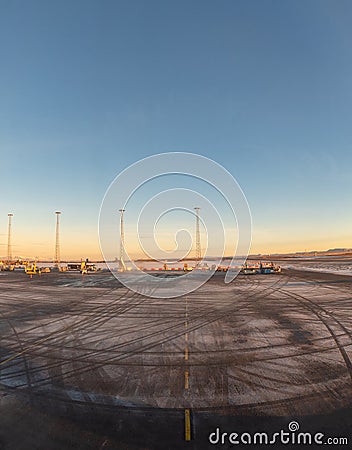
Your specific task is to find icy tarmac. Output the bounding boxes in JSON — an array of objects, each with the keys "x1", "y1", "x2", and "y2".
[{"x1": 1, "y1": 267, "x2": 352, "y2": 449}]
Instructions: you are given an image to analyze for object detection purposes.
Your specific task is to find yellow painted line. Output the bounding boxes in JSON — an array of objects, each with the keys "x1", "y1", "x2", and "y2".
[
  {"x1": 185, "y1": 409, "x2": 191, "y2": 441},
  {"x1": 184, "y1": 347, "x2": 189, "y2": 361},
  {"x1": 185, "y1": 332, "x2": 188, "y2": 342},
  {"x1": 185, "y1": 370, "x2": 189, "y2": 389}
]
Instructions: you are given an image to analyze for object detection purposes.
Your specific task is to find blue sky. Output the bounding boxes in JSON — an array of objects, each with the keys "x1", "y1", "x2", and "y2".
[{"x1": 1, "y1": 0, "x2": 351, "y2": 259}]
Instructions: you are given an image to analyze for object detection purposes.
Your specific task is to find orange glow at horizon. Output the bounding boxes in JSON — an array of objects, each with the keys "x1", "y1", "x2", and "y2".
[{"x1": 2, "y1": 227, "x2": 350, "y2": 261}]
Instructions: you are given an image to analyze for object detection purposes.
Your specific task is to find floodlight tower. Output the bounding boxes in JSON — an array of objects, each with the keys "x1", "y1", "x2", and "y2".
[
  {"x1": 54, "y1": 211, "x2": 61, "y2": 267},
  {"x1": 194, "y1": 207, "x2": 201, "y2": 265},
  {"x1": 119, "y1": 209, "x2": 126, "y2": 272},
  {"x1": 7, "y1": 213, "x2": 13, "y2": 263}
]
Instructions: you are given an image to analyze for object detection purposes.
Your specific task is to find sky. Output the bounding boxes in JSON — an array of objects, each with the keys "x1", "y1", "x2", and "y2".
[{"x1": 0, "y1": 0, "x2": 351, "y2": 260}]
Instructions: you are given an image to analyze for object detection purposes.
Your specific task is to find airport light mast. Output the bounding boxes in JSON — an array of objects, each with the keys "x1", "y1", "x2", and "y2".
[
  {"x1": 194, "y1": 207, "x2": 201, "y2": 265},
  {"x1": 119, "y1": 209, "x2": 126, "y2": 272},
  {"x1": 54, "y1": 211, "x2": 61, "y2": 267},
  {"x1": 7, "y1": 213, "x2": 13, "y2": 263}
]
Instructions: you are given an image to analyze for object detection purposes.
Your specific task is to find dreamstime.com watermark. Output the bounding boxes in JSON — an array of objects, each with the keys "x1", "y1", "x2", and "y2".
[
  {"x1": 99, "y1": 152, "x2": 252, "y2": 298},
  {"x1": 208, "y1": 421, "x2": 349, "y2": 446}
]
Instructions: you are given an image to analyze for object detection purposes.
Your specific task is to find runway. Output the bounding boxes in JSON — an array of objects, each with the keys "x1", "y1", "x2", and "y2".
[{"x1": 1, "y1": 268, "x2": 352, "y2": 449}]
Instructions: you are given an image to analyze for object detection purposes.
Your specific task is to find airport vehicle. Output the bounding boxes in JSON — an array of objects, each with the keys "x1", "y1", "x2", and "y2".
[
  {"x1": 66, "y1": 261, "x2": 98, "y2": 273},
  {"x1": 242, "y1": 267, "x2": 258, "y2": 275},
  {"x1": 81, "y1": 261, "x2": 99, "y2": 273},
  {"x1": 25, "y1": 262, "x2": 41, "y2": 276},
  {"x1": 0, "y1": 264, "x2": 16, "y2": 271},
  {"x1": 138, "y1": 261, "x2": 282, "y2": 275},
  {"x1": 67, "y1": 263, "x2": 81, "y2": 271},
  {"x1": 259, "y1": 262, "x2": 282, "y2": 274},
  {"x1": 238, "y1": 261, "x2": 282, "y2": 274},
  {"x1": 241, "y1": 262, "x2": 260, "y2": 274}
]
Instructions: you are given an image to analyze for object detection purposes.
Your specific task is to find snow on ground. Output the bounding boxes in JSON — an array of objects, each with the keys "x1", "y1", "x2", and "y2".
[{"x1": 282, "y1": 262, "x2": 352, "y2": 276}]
